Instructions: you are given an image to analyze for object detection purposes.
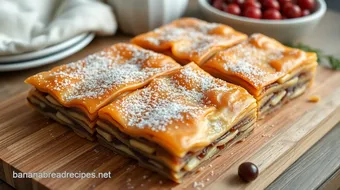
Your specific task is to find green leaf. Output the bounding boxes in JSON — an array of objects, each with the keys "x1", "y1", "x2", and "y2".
[
  {"x1": 328, "y1": 56, "x2": 340, "y2": 70},
  {"x1": 288, "y1": 43, "x2": 321, "y2": 53}
]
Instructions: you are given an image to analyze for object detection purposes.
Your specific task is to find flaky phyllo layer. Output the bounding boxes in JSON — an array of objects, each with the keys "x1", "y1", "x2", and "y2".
[
  {"x1": 132, "y1": 18, "x2": 247, "y2": 65},
  {"x1": 202, "y1": 34, "x2": 317, "y2": 117},
  {"x1": 97, "y1": 63, "x2": 256, "y2": 182},
  {"x1": 25, "y1": 43, "x2": 181, "y2": 139}
]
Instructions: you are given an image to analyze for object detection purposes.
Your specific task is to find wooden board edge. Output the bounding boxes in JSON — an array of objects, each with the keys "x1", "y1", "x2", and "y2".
[
  {"x1": 0, "y1": 161, "x2": 48, "y2": 190},
  {"x1": 1, "y1": 162, "x2": 14, "y2": 188},
  {"x1": 319, "y1": 167, "x2": 340, "y2": 190},
  {"x1": 249, "y1": 107, "x2": 340, "y2": 190}
]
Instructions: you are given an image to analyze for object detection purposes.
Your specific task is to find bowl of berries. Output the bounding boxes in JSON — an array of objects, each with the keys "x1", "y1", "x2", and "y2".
[{"x1": 198, "y1": 0, "x2": 326, "y2": 43}]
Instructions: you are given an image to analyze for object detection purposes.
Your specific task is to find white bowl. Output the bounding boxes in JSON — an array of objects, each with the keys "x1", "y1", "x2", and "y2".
[
  {"x1": 198, "y1": 0, "x2": 327, "y2": 43},
  {"x1": 108, "y1": 0, "x2": 188, "y2": 35}
]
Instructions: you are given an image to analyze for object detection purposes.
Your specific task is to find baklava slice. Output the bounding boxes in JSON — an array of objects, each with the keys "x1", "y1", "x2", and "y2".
[
  {"x1": 96, "y1": 63, "x2": 256, "y2": 182},
  {"x1": 202, "y1": 34, "x2": 318, "y2": 118},
  {"x1": 25, "y1": 43, "x2": 181, "y2": 140},
  {"x1": 131, "y1": 17, "x2": 247, "y2": 65}
]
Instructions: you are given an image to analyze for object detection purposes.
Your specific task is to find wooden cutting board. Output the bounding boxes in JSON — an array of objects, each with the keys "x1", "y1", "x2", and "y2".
[{"x1": 0, "y1": 66, "x2": 339, "y2": 190}]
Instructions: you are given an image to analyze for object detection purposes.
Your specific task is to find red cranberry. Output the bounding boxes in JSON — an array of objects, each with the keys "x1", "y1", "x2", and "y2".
[
  {"x1": 263, "y1": 9, "x2": 282, "y2": 19},
  {"x1": 278, "y1": 0, "x2": 291, "y2": 5},
  {"x1": 233, "y1": 0, "x2": 245, "y2": 6},
  {"x1": 283, "y1": 3, "x2": 302, "y2": 18},
  {"x1": 297, "y1": 0, "x2": 315, "y2": 11},
  {"x1": 212, "y1": 0, "x2": 224, "y2": 10},
  {"x1": 238, "y1": 162, "x2": 259, "y2": 182},
  {"x1": 224, "y1": 3, "x2": 242, "y2": 15},
  {"x1": 282, "y1": 2, "x2": 293, "y2": 13},
  {"x1": 262, "y1": 0, "x2": 280, "y2": 10},
  {"x1": 243, "y1": 0, "x2": 261, "y2": 9},
  {"x1": 244, "y1": 7, "x2": 262, "y2": 19},
  {"x1": 302, "y1": 9, "x2": 311, "y2": 16}
]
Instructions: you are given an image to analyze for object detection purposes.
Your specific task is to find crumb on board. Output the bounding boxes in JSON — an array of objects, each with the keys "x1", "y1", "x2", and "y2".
[
  {"x1": 261, "y1": 134, "x2": 272, "y2": 137},
  {"x1": 126, "y1": 165, "x2": 136, "y2": 171},
  {"x1": 126, "y1": 177, "x2": 134, "y2": 190},
  {"x1": 193, "y1": 181, "x2": 205, "y2": 189},
  {"x1": 308, "y1": 95, "x2": 320, "y2": 103}
]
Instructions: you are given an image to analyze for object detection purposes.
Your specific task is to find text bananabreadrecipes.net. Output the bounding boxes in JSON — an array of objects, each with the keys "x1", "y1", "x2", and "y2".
[{"x1": 13, "y1": 171, "x2": 111, "y2": 179}]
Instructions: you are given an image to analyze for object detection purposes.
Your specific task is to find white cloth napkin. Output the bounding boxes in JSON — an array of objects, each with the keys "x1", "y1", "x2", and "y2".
[{"x1": 0, "y1": 0, "x2": 117, "y2": 56}]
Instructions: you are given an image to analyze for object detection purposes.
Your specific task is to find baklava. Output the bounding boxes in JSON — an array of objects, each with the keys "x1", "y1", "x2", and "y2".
[
  {"x1": 25, "y1": 43, "x2": 181, "y2": 140},
  {"x1": 131, "y1": 17, "x2": 247, "y2": 65},
  {"x1": 96, "y1": 63, "x2": 257, "y2": 182},
  {"x1": 202, "y1": 34, "x2": 318, "y2": 118}
]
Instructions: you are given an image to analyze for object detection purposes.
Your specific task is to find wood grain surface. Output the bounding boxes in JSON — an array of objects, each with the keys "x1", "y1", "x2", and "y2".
[
  {"x1": 267, "y1": 124, "x2": 340, "y2": 190},
  {"x1": 0, "y1": 181, "x2": 12, "y2": 190},
  {"x1": 319, "y1": 167, "x2": 340, "y2": 190},
  {"x1": 0, "y1": 66, "x2": 339, "y2": 190}
]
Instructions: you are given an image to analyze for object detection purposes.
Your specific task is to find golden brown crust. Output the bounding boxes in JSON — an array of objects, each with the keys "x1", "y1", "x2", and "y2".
[
  {"x1": 131, "y1": 18, "x2": 247, "y2": 65},
  {"x1": 98, "y1": 63, "x2": 256, "y2": 157},
  {"x1": 202, "y1": 34, "x2": 318, "y2": 96},
  {"x1": 25, "y1": 43, "x2": 181, "y2": 118}
]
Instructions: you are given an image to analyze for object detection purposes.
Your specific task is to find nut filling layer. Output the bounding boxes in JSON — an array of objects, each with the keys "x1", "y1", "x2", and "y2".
[
  {"x1": 258, "y1": 71, "x2": 313, "y2": 117},
  {"x1": 27, "y1": 89, "x2": 96, "y2": 141}
]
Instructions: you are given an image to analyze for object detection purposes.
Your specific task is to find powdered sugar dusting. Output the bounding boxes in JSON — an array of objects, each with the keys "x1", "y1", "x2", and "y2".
[
  {"x1": 179, "y1": 64, "x2": 229, "y2": 93},
  {"x1": 196, "y1": 22, "x2": 220, "y2": 33},
  {"x1": 45, "y1": 44, "x2": 176, "y2": 102},
  {"x1": 220, "y1": 41, "x2": 284, "y2": 86},
  {"x1": 145, "y1": 21, "x2": 236, "y2": 57},
  {"x1": 115, "y1": 65, "x2": 231, "y2": 132},
  {"x1": 119, "y1": 87, "x2": 204, "y2": 132},
  {"x1": 145, "y1": 37, "x2": 160, "y2": 46}
]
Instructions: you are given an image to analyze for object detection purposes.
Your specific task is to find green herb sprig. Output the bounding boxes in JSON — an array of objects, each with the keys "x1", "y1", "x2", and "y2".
[{"x1": 287, "y1": 43, "x2": 340, "y2": 70}]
